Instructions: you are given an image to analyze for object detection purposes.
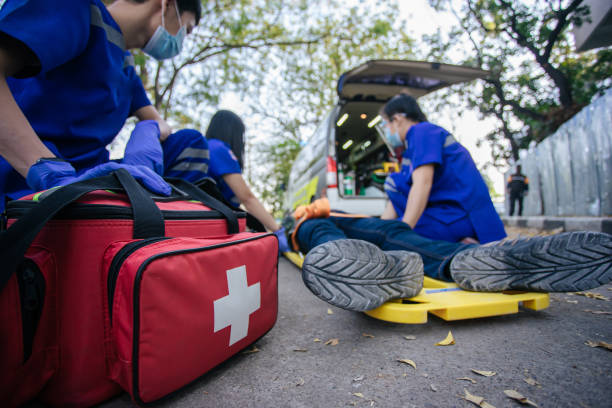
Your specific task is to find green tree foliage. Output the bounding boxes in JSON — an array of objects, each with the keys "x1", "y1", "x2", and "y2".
[
  {"x1": 134, "y1": 0, "x2": 414, "y2": 214},
  {"x1": 421, "y1": 0, "x2": 611, "y2": 166}
]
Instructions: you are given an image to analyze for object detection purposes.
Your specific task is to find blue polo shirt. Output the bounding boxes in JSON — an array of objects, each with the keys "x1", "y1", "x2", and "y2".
[
  {"x1": 208, "y1": 139, "x2": 242, "y2": 207},
  {"x1": 0, "y1": 0, "x2": 150, "y2": 206},
  {"x1": 389, "y1": 122, "x2": 505, "y2": 243}
]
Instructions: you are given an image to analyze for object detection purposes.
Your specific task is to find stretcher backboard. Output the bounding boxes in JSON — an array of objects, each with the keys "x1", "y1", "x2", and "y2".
[{"x1": 284, "y1": 251, "x2": 549, "y2": 324}]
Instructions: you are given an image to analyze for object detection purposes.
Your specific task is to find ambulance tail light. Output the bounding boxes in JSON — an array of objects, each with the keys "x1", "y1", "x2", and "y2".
[{"x1": 326, "y1": 156, "x2": 338, "y2": 188}]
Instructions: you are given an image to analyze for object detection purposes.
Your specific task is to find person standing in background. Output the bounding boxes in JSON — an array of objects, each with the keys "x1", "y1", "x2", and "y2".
[{"x1": 507, "y1": 165, "x2": 529, "y2": 216}]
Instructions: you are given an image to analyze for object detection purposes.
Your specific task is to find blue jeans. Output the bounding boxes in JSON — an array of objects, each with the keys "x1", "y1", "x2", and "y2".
[{"x1": 296, "y1": 216, "x2": 476, "y2": 281}]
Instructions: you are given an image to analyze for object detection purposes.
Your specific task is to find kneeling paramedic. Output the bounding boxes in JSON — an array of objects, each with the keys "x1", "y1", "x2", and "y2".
[{"x1": 0, "y1": 0, "x2": 209, "y2": 213}]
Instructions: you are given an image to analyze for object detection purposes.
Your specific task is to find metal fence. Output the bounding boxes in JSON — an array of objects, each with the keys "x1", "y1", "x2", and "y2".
[{"x1": 506, "y1": 87, "x2": 612, "y2": 216}]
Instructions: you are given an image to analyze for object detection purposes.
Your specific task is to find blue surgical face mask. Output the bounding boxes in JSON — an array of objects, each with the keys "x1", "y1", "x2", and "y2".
[
  {"x1": 143, "y1": 1, "x2": 186, "y2": 60},
  {"x1": 381, "y1": 120, "x2": 404, "y2": 148}
]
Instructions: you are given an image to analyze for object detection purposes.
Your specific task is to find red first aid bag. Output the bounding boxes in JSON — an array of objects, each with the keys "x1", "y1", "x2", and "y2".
[
  {"x1": 104, "y1": 234, "x2": 277, "y2": 404},
  {"x1": 0, "y1": 170, "x2": 278, "y2": 406}
]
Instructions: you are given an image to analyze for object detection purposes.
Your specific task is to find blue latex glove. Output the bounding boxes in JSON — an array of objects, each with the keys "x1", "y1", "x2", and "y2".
[
  {"x1": 122, "y1": 120, "x2": 164, "y2": 175},
  {"x1": 274, "y1": 227, "x2": 291, "y2": 253},
  {"x1": 26, "y1": 159, "x2": 171, "y2": 196}
]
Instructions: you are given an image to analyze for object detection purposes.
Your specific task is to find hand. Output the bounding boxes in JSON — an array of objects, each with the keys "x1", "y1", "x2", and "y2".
[
  {"x1": 122, "y1": 120, "x2": 164, "y2": 175},
  {"x1": 274, "y1": 227, "x2": 291, "y2": 253},
  {"x1": 156, "y1": 120, "x2": 173, "y2": 142},
  {"x1": 26, "y1": 159, "x2": 171, "y2": 196}
]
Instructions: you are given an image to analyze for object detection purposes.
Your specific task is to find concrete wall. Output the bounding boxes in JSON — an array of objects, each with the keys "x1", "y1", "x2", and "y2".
[{"x1": 506, "y1": 87, "x2": 612, "y2": 216}]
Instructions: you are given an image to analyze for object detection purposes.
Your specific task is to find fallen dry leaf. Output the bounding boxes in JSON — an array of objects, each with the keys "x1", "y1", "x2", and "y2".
[
  {"x1": 296, "y1": 378, "x2": 305, "y2": 386},
  {"x1": 324, "y1": 338, "x2": 339, "y2": 346},
  {"x1": 435, "y1": 330, "x2": 455, "y2": 346},
  {"x1": 242, "y1": 346, "x2": 259, "y2": 354},
  {"x1": 293, "y1": 348, "x2": 308, "y2": 352},
  {"x1": 430, "y1": 384, "x2": 438, "y2": 392},
  {"x1": 362, "y1": 333, "x2": 375, "y2": 338},
  {"x1": 585, "y1": 340, "x2": 612, "y2": 351},
  {"x1": 524, "y1": 377, "x2": 540, "y2": 386},
  {"x1": 583, "y1": 309, "x2": 612, "y2": 315},
  {"x1": 353, "y1": 375, "x2": 364, "y2": 382},
  {"x1": 565, "y1": 300, "x2": 579, "y2": 304},
  {"x1": 404, "y1": 335, "x2": 417, "y2": 340},
  {"x1": 575, "y1": 292, "x2": 609, "y2": 301},
  {"x1": 471, "y1": 369, "x2": 497, "y2": 377},
  {"x1": 202, "y1": 391, "x2": 208, "y2": 395},
  {"x1": 313, "y1": 338, "x2": 321, "y2": 342},
  {"x1": 504, "y1": 389, "x2": 538, "y2": 407},
  {"x1": 457, "y1": 377, "x2": 477, "y2": 384},
  {"x1": 327, "y1": 308, "x2": 334, "y2": 314},
  {"x1": 462, "y1": 389, "x2": 496, "y2": 408},
  {"x1": 352, "y1": 393, "x2": 364, "y2": 398},
  {"x1": 397, "y1": 359, "x2": 416, "y2": 369}
]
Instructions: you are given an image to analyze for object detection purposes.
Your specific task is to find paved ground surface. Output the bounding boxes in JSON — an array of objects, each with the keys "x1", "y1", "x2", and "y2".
[{"x1": 93, "y1": 255, "x2": 612, "y2": 408}]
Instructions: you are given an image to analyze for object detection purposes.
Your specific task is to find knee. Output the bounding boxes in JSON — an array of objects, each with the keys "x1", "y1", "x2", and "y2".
[{"x1": 166, "y1": 129, "x2": 208, "y2": 149}]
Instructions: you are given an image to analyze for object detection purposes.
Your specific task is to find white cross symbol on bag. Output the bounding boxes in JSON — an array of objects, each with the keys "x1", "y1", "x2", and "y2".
[{"x1": 213, "y1": 265, "x2": 261, "y2": 346}]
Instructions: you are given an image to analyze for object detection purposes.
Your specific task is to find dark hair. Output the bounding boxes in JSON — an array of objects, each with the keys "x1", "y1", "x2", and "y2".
[
  {"x1": 205, "y1": 110, "x2": 246, "y2": 168},
  {"x1": 131, "y1": 0, "x2": 201, "y2": 25},
  {"x1": 177, "y1": 0, "x2": 202, "y2": 25},
  {"x1": 382, "y1": 93, "x2": 428, "y2": 123}
]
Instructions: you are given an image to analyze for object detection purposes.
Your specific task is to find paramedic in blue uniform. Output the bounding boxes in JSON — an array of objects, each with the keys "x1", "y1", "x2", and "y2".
[
  {"x1": 380, "y1": 93, "x2": 506, "y2": 244},
  {"x1": 0, "y1": 0, "x2": 210, "y2": 213},
  {"x1": 205, "y1": 110, "x2": 290, "y2": 252}
]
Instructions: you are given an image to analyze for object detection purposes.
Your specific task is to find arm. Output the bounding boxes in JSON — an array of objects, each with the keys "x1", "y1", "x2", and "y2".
[
  {"x1": 402, "y1": 164, "x2": 435, "y2": 228},
  {"x1": 222, "y1": 173, "x2": 281, "y2": 232},
  {"x1": 134, "y1": 105, "x2": 173, "y2": 142},
  {"x1": 380, "y1": 201, "x2": 398, "y2": 220},
  {"x1": 0, "y1": 46, "x2": 55, "y2": 177}
]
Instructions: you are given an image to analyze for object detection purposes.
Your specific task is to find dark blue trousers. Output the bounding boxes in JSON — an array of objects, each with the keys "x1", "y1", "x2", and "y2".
[{"x1": 296, "y1": 216, "x2": 476, "y2": 281}]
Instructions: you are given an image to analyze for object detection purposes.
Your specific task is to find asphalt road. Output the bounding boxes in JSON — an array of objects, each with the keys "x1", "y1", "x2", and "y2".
[{"x1": 95, "y1": 257, "x2": 612, "y2": 408}]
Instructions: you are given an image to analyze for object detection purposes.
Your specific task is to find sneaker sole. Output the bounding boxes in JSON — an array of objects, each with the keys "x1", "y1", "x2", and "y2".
[
  {"x1": 302, "y1": 239, "x2": 424, "y2": 312},
  {"x1": 450, "y1": 231, "x2": 612, "y2": 292}
]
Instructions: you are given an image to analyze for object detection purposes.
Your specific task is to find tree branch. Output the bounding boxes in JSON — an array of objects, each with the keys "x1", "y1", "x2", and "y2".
[
  {"x1": 543, "y1": 0, "x2": 583, "y2": 61},
  {"x1": 485, "y1": 78, "x2": 547, "y2": 122},
  {"x1": 499, "y1": 0, "x2": 574, "y2": 106}
]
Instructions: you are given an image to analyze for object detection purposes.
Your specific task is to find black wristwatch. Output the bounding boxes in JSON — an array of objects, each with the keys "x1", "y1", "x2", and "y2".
[{"x1": 33, "y1": 157, "x2": 67, "y2": 165}]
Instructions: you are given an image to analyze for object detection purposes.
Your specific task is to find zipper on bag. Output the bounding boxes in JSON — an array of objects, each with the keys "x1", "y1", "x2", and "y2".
[
  {"x1": 107, "y1": 237, "x2": 170, "y2": 323},
  {"x1": 17, "y1": 259, "x2": 46, "y2": 363},
  {"x1": 6, "y1": 201, "x2": 245, "y2": 221},
  {"x1": 129, "y1": 233, "x2": 275, "y2": 405}
]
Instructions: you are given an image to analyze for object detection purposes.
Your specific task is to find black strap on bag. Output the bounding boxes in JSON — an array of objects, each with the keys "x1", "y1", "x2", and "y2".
[
  {"x1": 194, "y1": 177, "x2": 266, "y2": 233},
  {"x1": 0, "y1": 169, "x2": 164, "y2": 292},
  {"x1": 166, "y1": 177, "x2": 240, "y2": 234}
]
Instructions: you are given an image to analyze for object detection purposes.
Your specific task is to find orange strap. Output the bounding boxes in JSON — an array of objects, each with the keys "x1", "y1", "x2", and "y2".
[{"x1": 289, "y1": 198, "x2": 372, "y2": 251}]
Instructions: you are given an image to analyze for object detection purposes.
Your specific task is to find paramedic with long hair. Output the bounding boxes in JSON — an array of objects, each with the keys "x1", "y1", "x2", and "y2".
[{"x1": 205, "y1": 109, "x2": 290, "y2": 252}]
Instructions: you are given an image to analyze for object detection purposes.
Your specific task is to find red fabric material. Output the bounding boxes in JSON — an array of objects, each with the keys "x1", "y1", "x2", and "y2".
[
  {"x1": 103, "y1": 234, "x2": 278, "y2": 403},
  {"x1": 0, "y1": 248, "x2": 59, "y2": 407},
  {"x1": 2, "y1": 191, "x2": 254, "y2": 407}
]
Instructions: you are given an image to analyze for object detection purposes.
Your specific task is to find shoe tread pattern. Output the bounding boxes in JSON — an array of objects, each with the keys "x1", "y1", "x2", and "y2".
[
  {"x1": 302, "y1": 239, "x2": 423, "y2": 311},
  {"x1": 450, "y1": 232, "x2": 612, "y2": 292}
]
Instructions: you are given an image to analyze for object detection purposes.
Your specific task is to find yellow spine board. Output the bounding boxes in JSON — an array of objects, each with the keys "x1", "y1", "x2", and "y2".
[{"x1": 284, "y1": 252, "x2": 549, "y2": 324}]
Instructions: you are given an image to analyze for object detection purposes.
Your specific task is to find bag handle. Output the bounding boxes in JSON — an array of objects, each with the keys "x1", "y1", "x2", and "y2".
[
  {"x1": 193, "y1": 178, "x2": 265, "y2": 233},
  {"x1": 166, "y1": 177, "x2": 239, "y2": 234},
  {"x1": 0, "y1": 169, "x2": 164, "y2": 291}
]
